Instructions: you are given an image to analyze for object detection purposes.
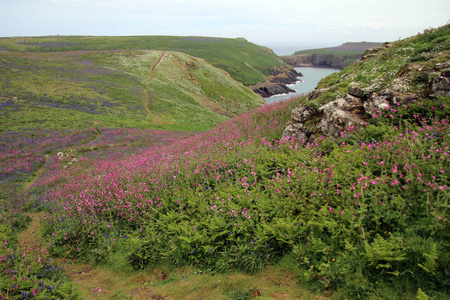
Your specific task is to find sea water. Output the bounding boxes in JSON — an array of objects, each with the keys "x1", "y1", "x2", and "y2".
[{"x1": 265, "y1": 67, "x2": 339, "y2": 104}]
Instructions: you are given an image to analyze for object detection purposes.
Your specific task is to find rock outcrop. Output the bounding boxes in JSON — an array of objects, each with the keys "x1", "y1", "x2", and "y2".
[
  {"x1": 430, "y1": 62, "x2": 450, "y2": 98},
  {"x1": 282, "y1": 85, "x2": 425, "y2": 142},
  {"x1": 252, "y1": 83, "x2": 296, "y2": 98},
  {"x1": 251, "y1": 68, "x2": 302, "y2": 98},
  {"x1": 283, "y1": 89, "x2": 369, "y2": 142},
  {"x1": 282, "y1": 25, "x2": 450, "y2": 143}
]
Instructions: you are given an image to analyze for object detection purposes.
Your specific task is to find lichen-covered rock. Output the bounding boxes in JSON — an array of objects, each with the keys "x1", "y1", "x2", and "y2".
[
  {"x1": 315, "y1": 96, "x2": 366, "y2": 136},
  {"x1": 283, "y1": 84, "x2": 416, "y2": 141},
  {"x1": 363, "y1": 97, "x2": 390, "y2": 116},
  {"x1": 344, "y1": 93, "x2": 363, "y2": 107},
  {"x1": 282, "y1": 105, "x2": 317, "y2": 141},
  {"x1": 362, "y1": 88, "x2": 410, "y2": 115},
  {"x1": 282, "y1": 123, "x2": 312, "y2": 142},
  {"x1": 317, "y1": 109, "x2": 366, "y2": 137},
  {"x1": 290, "y1": 105, "x2": 316, "y2": 123},
  {"x1": 318, "y1": 98, "x2": 353, "y2": 114},
  {"x1": 347, "y1": 83, "x2": 365, "y2": 99},
  {"x1": 431, "y1": 75, "x2": 450, "y2": 98}
]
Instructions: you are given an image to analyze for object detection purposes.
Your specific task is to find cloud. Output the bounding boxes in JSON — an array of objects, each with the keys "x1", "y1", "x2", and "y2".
[{"x1": 1, "y1": 0, "x2": 449, "y2": 52}]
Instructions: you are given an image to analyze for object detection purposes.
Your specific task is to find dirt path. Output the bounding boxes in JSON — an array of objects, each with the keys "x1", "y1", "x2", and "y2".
[
  {"x1": 18, "y1": 212, "x2": 46, "y2": 251},
  {"x1": 17, "y1": 212, "x2": 164, "y2": 299},
  {"x1": 143, "y1": 51, "x2": 173, "y2": 125},
  {"x1": 151, "y1": 51, "x2": 166, "y2": 81},
  {"x1": 60, "y1": 261, "x2": 155, "y2": 299}
]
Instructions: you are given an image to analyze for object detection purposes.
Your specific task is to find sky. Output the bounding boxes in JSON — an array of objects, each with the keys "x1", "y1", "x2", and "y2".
[{"x1": 1, "y1": 0, "x2": 449, "y2": 55}]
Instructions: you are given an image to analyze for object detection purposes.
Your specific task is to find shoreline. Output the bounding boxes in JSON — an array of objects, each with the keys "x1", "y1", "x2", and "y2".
[
  {"x1": 292, "y1": 64, "x2": 342, "y2": 70},
  {"x1": 265, "y1": 66, "x2": 339, "y2": 102}
]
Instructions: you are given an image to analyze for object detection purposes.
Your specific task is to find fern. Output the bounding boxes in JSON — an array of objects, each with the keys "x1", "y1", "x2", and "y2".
[
  {"x1": 417, "y1": 242, "x2": 438, "y2": 274},
  {"x1": 364, "y1": 234, "x2": 406, "y2": 269},
  {"x1": 416, "y1": 288, "x2": 429, "y2": 300}
]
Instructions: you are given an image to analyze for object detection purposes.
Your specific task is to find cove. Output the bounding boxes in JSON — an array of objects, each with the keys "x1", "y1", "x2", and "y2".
[{"x1": 265, "y1": 67, "x2": 339, "y2": 104}]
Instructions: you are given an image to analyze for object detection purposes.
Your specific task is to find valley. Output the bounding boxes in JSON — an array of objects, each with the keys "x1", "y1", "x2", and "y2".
[{"x1": 1, "y1": 24, "x2": 449, "y2": 299}]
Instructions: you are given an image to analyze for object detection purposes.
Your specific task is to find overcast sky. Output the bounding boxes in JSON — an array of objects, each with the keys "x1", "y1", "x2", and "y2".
[{"x1": 1, "y1": 0, "x2": 449, "y2": 55}]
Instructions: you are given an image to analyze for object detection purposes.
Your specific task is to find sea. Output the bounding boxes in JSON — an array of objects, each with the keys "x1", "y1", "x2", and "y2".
[{"x1": 265, "y1": 67, "x2": 339, "y2": 104}]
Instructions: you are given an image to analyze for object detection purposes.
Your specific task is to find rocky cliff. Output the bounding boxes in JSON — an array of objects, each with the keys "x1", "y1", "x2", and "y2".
[
  {"x1": 283, "y1": 25, "x2": 450, "y2": 142},
  {"x1": 250, "y1": 67, "x2": 301, "y2": 98},
  {"x1": 282, "y1": 42, "x2": 384, "y2": 69},
  {"x1": 282, "y1": 53, "x2": 360, "y2": 69}
]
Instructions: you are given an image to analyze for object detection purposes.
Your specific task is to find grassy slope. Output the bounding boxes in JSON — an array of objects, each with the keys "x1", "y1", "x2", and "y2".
[
  {"x1": 108, "y1": 51, "x2": 266, "y2": 122},
  {"x1": 0, "y1": 35, "x2": 287, "y2": 86},
  {"x1": 0, "y1": 49, "x2": 265, "y2": 132},
  {"x1": 293, "y1": 42, "x2": 383, "y2": 56}
]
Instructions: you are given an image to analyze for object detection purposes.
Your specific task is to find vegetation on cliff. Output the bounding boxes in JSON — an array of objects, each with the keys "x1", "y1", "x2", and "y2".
[{"x1": 313, "y1": 26, "x2": 449, "y2": 107}]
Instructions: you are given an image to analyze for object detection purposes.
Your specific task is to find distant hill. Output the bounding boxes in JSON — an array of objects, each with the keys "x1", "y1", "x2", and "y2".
[
  {"x1": 293, "y1": 42, "x2": 384, "y2": 55},
  {"x1": 282, "y1": 41, "x2": 384, "y2": 69}
]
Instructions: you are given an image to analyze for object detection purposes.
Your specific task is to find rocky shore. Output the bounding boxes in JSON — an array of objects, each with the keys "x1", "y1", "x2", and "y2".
[{"x1": 251, "y1": 68, "x2": 302, "y2": 98}]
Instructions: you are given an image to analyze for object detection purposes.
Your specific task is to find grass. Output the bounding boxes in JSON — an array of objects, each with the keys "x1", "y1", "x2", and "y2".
[
  {"x1": 0, "y1": 49, "x2": 265, "y2": 132},
  {"x1": 60, "y1": 257, "x2": 320, "y2": 299},
  {"x1": 0, "y1": 35, "x2": 288, "y2": 86}
]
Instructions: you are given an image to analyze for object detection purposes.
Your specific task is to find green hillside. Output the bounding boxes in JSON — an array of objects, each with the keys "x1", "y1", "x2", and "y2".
[
  {"x1": 0, "y1": 35, "x2": 289, "y2": 86},
  {"x1": 0, "y1": 49, "x2": 265, "y2": 132}
]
